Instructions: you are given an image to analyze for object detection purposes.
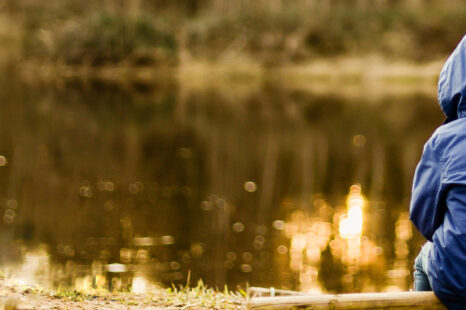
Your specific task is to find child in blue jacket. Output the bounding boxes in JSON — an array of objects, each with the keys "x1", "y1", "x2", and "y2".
[{"x1": 410, "y1": 34, "x2": 466, "y2": 309}]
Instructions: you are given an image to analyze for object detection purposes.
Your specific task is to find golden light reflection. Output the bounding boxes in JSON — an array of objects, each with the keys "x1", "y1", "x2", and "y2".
[
  {"x1": 3, "y1": 209, "x2": 15, "y2": 224},
  {"x1": 0, "y1": 155, "x2": 7, "y2": 166},
  {"x1": 104, "y1": 181, "x2": 115, "y2": 192},
  {"x1": 281, "y1": 185, "x2": 400, "y2": 293},
  {"x1": 120, "y1": 248, "x2": 131, "y2": 263},
  {"x1": 75, "y1": 276, "x2": 92, "y2": 291},
  {"x1": 170, "y1": 261, "x2": 180, "y2": 270},
  {"x1": 353, "y1": 134, "x2": 367, "y2": 147},
  {"x1": 79, "y1": 186, "x2": 92, "y2": 198},
  {"x1": 136, "y1": 249, "x2": 149, "y2": 263},
  {"x1": 190, "y1": 242, "x2": 204, "y2": 257},
  {"x1": 232, "y1": 222, "x2": 245, "y2": 232},
  {"x1": 272, "y1": 220, "x2": 285, "y2": 230},
  {"x1": 106, "y1": 263, "x2": 127, "y2": 273},
  {"x1": 160, "y1": 235, "x2": 175, "y2": 245},
  {"x1": 243, "y1": 181, "x2": 257, "y2": 192},
  {"x1": 284, "y1": 208, "x2": 333, "y2": 292},
  {"x1": 242, "y1": 252, "x2": 253, "y2": 262},
  {"x1": 277, "y1": 245, "x2": 288, "y2": 255},
  {"x1": 339, "y1": 185, "x2": 365, "y2": 239},
  {"x1": 239, "y1": 263, "x2": 253, "y2": 273},
  {"x1": 385, "y1": 212, "x2": 412, "y2": 291},
  {"x1": 133, "y1": 237, "x2": 155, "y2": 247},
  {"x1": 131, "y1": 276, "x2": 147, "y2": 294},
  {"x1": 7, "y1": 199, "x2": 17, "y2": 209},
  {"x1": 395, "y1": 213, "x2": 412, "y2": 242},
  {"x1": 2, "y1": 184, "x2": 414, "y2": 295},
  {"x1": 14, "y1": 247, "x2": 50, "y2": 286},
  {"x1": 129, "y1": 181, "x2": 144, "y2": 194}
]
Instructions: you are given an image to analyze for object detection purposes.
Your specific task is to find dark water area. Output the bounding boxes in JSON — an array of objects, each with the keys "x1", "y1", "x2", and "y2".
[{"x1": 0, "y1": 76, "x2": 443, "y2": 293}]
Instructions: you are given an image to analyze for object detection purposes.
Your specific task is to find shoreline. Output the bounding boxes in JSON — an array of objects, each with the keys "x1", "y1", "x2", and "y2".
[
  {"x1": 18, "y1": 56, "x2": 443, "y2": 84},
  {"x1": 0, "y1": 278, "x2": 245, "y2": 310},
  {"x1": 12, "y1": 56, "x2": 444, "y2": 100}
]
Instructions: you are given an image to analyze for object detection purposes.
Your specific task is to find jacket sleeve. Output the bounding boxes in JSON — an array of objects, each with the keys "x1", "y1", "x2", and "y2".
[{"x1": 409, "y1": 136, "x2": 444, "y2": 241}]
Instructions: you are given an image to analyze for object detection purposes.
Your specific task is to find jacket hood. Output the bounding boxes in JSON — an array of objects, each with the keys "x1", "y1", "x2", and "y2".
[{"x1": 438, "y1": 35, "x2": 466, "y2": 123}]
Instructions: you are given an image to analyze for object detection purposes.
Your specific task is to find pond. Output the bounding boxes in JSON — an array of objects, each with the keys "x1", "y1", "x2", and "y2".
[{"x1": 0, "y1": 75, "x2": 443, "y2": 293}]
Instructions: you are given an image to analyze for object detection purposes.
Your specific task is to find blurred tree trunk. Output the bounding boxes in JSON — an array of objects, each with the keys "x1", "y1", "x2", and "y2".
[{"x1": 258, "y1": 135, "x2": 278, "y2": 224}]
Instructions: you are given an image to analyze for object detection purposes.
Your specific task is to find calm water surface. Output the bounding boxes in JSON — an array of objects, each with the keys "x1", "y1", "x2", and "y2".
[{"x1": 0, "y1": 77, "x2": 443, "y2": 293}]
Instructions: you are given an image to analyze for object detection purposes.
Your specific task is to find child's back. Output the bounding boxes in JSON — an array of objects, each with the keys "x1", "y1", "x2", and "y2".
[{"x1": 410, "y1": 34, "x2": 466, "y2": 309}]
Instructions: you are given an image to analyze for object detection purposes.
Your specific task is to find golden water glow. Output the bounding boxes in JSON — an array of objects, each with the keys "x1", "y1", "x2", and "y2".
[
  {"x1": 353, "y1": 134, "x2": 367, "y2": 147},
  {"x1": 2, "y1": 185, "x2": 413, "y2": 294},
  {"x1": 339, "y1": 185, "x2": 365, "y2": 239},
  {"x1": 0, "y1": 155, "x2": 7, "y2": 166},
  {"x1": 14, "y1": 248, "x2": 50, "y2": 286},
  {"x1": 132, "y1": 276, "x2": 147, "y2": 294},
  {"x1": 280, "y1": 185, "x2": 405, "y2": 292},
  {"x1": 385, "y1": 212, "x2": 413, "y2": 291},
  {"x1": 232, "y1": 222, "x2": 245, "y2": 232},
  {"x1": 285, "y1": 207, "x2": 333, "y2": 292},
  {"x1": 75, "y1": 276, "x2": 92, "y2": 291},
  {"x1": 243, "y1": 181, "x2": 257, "y2": 192}
]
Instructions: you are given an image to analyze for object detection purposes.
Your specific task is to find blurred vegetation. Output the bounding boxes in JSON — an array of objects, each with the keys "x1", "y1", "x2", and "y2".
[
  {"x1": 2, "y1": 0, "x2": 465, "y2": 67},
  {"x1": 23, "y1": 12, "x2": 178, "y2": 66}
]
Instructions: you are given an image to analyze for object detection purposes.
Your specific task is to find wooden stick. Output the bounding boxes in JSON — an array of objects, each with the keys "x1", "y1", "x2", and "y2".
[
  {"x1": 249, "y1": 291, "x2": 446, "y2": 309},
  {"x1": 248, "y1": 287, "x2": 312, "y2": 297}
]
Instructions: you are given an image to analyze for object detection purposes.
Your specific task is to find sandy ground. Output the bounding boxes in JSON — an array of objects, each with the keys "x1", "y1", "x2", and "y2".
[
  {"x1": 0, "y1": 283, "x2": 164, "y2": 310},
  {"x1": 0, "y1": 280, "x2": 245, "y2": 310}
]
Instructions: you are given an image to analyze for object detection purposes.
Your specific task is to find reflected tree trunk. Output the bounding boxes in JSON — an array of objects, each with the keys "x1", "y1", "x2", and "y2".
[
  {"x1": 258, "y1": 134, "x2": 278, "y2": 224},
  {"x1": 300, "y1": 137, "x2": 313, "y2": 207},
  {"x1": 370, "y1": 142, "x2": 385, "y2": 200}
]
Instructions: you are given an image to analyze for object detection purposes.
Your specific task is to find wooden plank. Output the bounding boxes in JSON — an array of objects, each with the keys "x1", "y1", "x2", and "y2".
[{"x1": 248, "y1": 291, "x2": 447, "y2": 309}]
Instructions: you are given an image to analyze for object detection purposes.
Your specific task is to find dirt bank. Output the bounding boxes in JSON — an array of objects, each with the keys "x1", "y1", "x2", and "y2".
[{"x1": 0, "y1": 279, "x2": 245, "y2": 310}]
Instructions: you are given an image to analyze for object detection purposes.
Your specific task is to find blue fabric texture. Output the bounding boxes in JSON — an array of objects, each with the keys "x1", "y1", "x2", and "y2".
[
  {"x1": 413, "y1": 242, "x2": 432, "y2": 291},
  {"x1": 410, "y1": 34, "x2": 466, "y2": 310}
]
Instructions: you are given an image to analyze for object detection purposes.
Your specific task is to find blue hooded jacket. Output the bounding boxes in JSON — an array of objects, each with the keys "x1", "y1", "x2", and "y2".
[{"x1": 410, "y1": 34, "x2": 466, "y2": 309}]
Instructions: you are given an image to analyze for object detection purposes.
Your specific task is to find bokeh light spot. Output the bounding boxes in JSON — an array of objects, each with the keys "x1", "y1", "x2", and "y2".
[
  {"x1": 244, "y1": 181, "x2": 257, "y2": 192},
  {"x1": 105, "y1": 181, "x2": 115, "y2": 191},
  {"x1": 232, "y1": 222, "x2": 245, "y2": 233},
  {"x1": 170, "y1": 261, "x2": 180, "y2": 270},
  {"x1": 160, "y1": 235, "x2": 175, "y2": 245},
  {"x1": 132, "y1": 277, "x2": 147, "y2": 294},
  {"x1": 79, "y1": 186, "x2": 92, "y2": 198},
  {"x1": 273, "y1": 220, "x2": 285, "y2": 230},
  {"x1": 226, "y1": 251, "x2": 237, "y2": 261},
  {"x1": 200, "y1": 201, "x2": 212, "y2": 211},
  {"x1": 190, "y1": 243, "x2": 204, "y2": 257},
  {"x1": 353, "y1": 134, "x2": 366, "y2": 147},
  {"x1": 0, "y1": 155, "x2": 7, "y2": 166},
  {"x1": 239, "y1": 264, "x2": 253, "y2": 273},
  {"x1": 242, "y1": 252, "x2": 253, "y2": 262},
  {"x1": 6, "y1": 200, "x2": 17, "y2": 209},
  {"x1": 277, "y1": 245, "x2": 288, "y2": 255}
]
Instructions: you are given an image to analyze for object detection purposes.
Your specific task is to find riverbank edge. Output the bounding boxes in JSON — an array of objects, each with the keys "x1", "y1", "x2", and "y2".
[
  {"x1": 17, "y1": 56, "x2": 444, "y2": 85},
  {"x1": 0, "y1": 278, "x2": 246, "y2": 309},
  {"x1": 12, "y1": 56, "x2": 445, "y2": 101}
]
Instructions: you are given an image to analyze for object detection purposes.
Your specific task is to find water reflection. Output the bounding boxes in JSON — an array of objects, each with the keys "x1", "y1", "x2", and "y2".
[
  {"x1": 2, "y1": 186, "x2": 414, "y2": 293},
  {"x1": 339, "y1": 184, "x2": 365, "y2": 239},
  {"x1": 0, "y1": 77, "x2": 441, "y2": 293},
  {"x1": 0, "y1": 155, "x2": 7, "y2": 167}
]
